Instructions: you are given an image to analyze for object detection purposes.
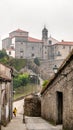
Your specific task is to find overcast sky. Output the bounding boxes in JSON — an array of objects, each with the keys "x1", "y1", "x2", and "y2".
[{"x1": 0, "y1": 0, "x2": 73, "y2": 48}]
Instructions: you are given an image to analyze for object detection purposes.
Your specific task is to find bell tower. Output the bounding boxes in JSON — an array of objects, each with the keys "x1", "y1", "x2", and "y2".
[
  {"x1": 42, "y1": 26, "x2": 48, "y2": 59},
  {"x1": 42, "y1": 26, "x2": 48, "y2": 43}
]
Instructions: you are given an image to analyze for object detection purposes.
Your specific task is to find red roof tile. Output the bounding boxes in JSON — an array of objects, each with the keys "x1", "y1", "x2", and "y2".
[
  {"x1": 9, "y1": 29, "x2": 28, "y2": 34},
  {"x1": 56, "y1": 41, "x2": 73, "y2": 45},
  {"x1": 15, "y1": 29, "x2": 28, "y2": 33},
  {"x1": 28, "y1": 37, "x2": 43, "y2": 43},
  {"x1": 7, "y1": 48, "x2": 15, "y2": 51}
]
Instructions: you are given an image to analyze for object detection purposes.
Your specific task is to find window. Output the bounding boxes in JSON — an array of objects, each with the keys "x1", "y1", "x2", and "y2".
[
  {"x1": 49, "y1": 40, "x2": 52, "y2": 45},
  {"x1": 31, "y1": 53, "x2": 34, "y2": 57},
  {"x1": 57, "y1": 51, "x2": 61, "y2": 56},
  {"x1": 20, "y1": 50, "x2": 23, "y2": 53},
  {"x1": 20, "y1": 48, "x2": 23, "y2": 52},
  {"x1": 20, "y1": 56, "x2": 23, "y2": 58},
  {"x1": 69, "y1": 46, "x2": 71, "y2": 51},
  {"x1": 9, "y1": 51, "x2": 11, "y2": 55},
  {"x1": 20, "y1": 49, "x2": 23, "y2": 58}
]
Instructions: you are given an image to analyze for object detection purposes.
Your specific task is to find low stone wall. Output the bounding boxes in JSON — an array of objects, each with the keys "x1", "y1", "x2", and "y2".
[{"x1": 24, "y1": 94, "x2": 41, "y2": 117}]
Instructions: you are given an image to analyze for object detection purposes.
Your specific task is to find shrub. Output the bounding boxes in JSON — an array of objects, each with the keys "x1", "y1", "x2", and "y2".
[
  {"x1": 42, "y1": 80, "x2": 48, "y2": 87},
  {"x1": 13, "y1": 73, "x2": 29, "y2": 88}
]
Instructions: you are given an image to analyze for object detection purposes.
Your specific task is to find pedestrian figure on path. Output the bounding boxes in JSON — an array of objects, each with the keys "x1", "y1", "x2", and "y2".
[{"x1": 13, "y1": 107, "x2": 17, "y2": 117}]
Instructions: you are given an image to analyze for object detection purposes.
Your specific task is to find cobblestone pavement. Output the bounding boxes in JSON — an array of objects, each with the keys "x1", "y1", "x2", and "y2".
[
  {"x1": 13, "y1": 99, "x2": 24, "y2": 115},
  {"x1": 2, "y1": 114, "x2": 26, "y2": 130},
  {"x1": 1, "y1": 99, "x2": 62, "y2": 130},
  {"x1": 25, "y1": 116, "x2": 62, "y2": 130}
]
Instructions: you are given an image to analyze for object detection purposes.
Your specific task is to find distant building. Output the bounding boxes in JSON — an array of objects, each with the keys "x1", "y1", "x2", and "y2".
[
  {"x1": 2, "y1": 27, "x2": 73, "y2": 60},
  {"x1": 39, "y1": 27, "x2": 73, "y2": 79},
  {"x1": 42, "y1": 26, "x2": 73, "y2": 60},
  {"x1": 2, "y1": 29, "x2": 43, "y2": 59},
  {"x1": 2, "y1": 27, "x2": 73, "y2": 78}
]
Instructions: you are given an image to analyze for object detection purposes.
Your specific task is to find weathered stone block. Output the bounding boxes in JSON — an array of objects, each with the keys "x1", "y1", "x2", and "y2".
[{"x1": 24, "y1": 94, "x2": 41, "y2": 117}]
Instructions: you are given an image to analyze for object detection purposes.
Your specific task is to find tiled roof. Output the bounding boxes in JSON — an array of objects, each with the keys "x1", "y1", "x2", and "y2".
[
  {"x1": 7, "y1": 48, "x2": 15, "y2": 51},
  {"x1": 56, "y1": 41, "x2": 73, "y2": 45},
  {"x1": 28, "y1": 37, "x2": 43, "y2": 43},
  {"x1": 15, "y1": 29, "x2": 28, "y2": 33},
  {"x1": 9, "y1": 29, "x2": 28, "y2": 34}
]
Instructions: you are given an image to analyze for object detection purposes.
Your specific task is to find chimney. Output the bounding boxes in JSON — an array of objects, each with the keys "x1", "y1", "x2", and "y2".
[{"x1": 62, "y1": 40, "x2": 64, "y2": 42}]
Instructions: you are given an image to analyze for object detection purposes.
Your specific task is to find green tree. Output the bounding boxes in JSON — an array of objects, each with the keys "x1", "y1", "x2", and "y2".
[
  {"x1": 18, "y1": 74, "x2": 29, "y2": 86},
  {"x1": 0, "y1": 49, "x2": 9, "y2": 64},
  {"x1": 13, "y1": 73, "x2": 30, "y2": 88},
  {"x1": 0, "y1": 49, "x2": 8, "y2": 58},
  {"x1": 8, "y1": 58, "x2": 26, "y2": 71}
]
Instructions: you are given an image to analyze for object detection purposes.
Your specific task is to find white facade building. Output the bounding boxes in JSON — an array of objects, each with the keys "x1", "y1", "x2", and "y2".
[
  {"x1": 2, "y1": 27, "x2": 73, "y2": 61},
  {"x1": 2, "y1": 29, "x2": 43, "y2": 59}
]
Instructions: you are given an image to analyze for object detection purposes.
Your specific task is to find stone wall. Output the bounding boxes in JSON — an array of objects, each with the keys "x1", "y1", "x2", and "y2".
[
  {"x1": 24, "y1": 94, "x2": 41, "y2": 117},
  {"x1": 15, "y1": 41, "x2": 43, "y2": 59},
  {"x1": 48, "y1": 44, "x2": 73, "y2": 61},
  {"x1": 40, "y1": 59, "x2": 63, "y2": 79},
  {"x1": 2, "y1": 38, "x2": 11, "y2": 50},
  {"x1": 41, "y1": 56, "x2": 73, "y2": 130}
]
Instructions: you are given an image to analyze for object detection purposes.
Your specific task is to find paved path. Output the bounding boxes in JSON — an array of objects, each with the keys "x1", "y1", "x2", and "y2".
[
  {"x1": 25, "y1": 116, "x2": 62, "y2": 130},
  {"x1": 13, "y1": 99, "x2": 24, "y2": 114},
  {"x1": 2, "y1": 114, "x2": 26, "y2": 130},
  {"x1": 2, "y1": 99, "x2": 62, "y2": 130},
  {"x1": 2, "y1": 99, "x2": 26, "y2": 130}
]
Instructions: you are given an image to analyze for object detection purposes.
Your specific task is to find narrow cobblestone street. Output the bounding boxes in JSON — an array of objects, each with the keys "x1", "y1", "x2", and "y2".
[
  {"x1": 1, "y1": 99, "x2": 62, "y2": 130},
  {"x1": 25, "y1": 116, "x2": 62, "y2": 130},
  {"x1": 2, "y1": 114, "x2": 62, "y2": 130},
  {"x1": 2, "y1": 114, "x2": 26, "y2": 130}
]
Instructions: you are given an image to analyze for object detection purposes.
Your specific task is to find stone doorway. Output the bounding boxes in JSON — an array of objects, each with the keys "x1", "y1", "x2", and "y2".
[{"x1": 57, "y1": 91, "x2": 63, "y2": 124}]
